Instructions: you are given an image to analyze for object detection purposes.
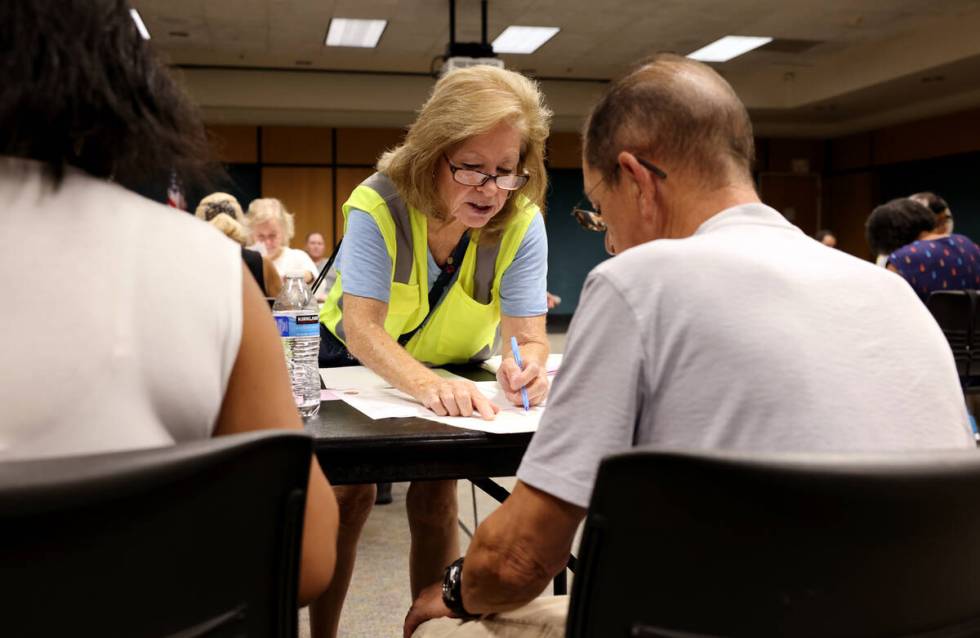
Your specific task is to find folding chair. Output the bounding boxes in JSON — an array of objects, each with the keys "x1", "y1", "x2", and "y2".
[
  {"x1": 568, "y1": 447, "x2": 980, "y2": 638},
  {"x1": 0, "y1": 430, "x2": 312, "y2": 637}
]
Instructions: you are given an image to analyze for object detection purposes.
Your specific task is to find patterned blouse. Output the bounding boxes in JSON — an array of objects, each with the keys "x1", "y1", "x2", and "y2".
[{"x1": 888, "y1": 234, "x2": 980, "y2": 302}]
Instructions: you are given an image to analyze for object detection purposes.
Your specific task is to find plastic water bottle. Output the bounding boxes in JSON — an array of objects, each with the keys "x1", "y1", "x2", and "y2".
[{"x1": 273, "y1": 272, "x2": 321, "y2": 418}]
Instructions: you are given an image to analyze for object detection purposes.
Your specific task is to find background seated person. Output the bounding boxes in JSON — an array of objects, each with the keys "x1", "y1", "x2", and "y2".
[
  {"x1": 910, "y1": 191, "x2": 954, "y2": 234},
  {"x1": 816, "y1": 229, "x2": 837, "y2": 247},
  {"x1": 866, "y1": 198, "x2": 980, "y2": 302},
  {"x1": 196, "y1": 192, "x2": 282, "y2": 298},
  {"x1": 305, "y1": 231, "x2": 330, "y2": 302},
  {"x1": 405, "y1": 53, "x2": 973, "y2": 638},
  {"x1": 0, "y1": 0, "x2": 337, "y2": 606},
  {"x1": 246, "y1": 197, "x2": 318, "y2": 284}
]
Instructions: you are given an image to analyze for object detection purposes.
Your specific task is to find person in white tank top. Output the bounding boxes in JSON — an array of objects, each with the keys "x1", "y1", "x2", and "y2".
[{"x1": 1, "y1": 0, "x2": 337, "y2": 606}]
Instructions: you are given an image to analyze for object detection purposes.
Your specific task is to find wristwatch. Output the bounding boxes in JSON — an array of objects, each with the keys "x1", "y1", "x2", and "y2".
[{"x1": 442, "y1": 557, "x2": 476, "y2": 618}]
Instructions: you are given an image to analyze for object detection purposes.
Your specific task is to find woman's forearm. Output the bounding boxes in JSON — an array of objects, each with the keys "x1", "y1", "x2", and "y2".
[
  {"x1": 346, "y1": 320, "x2": 442, "y2": 399},
  {"x1": 502, "y1": 315, "x2": 550, "y2": 367}
]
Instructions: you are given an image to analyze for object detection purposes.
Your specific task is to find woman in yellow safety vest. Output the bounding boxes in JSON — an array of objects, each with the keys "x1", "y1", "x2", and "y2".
[{"x1": 311, "y1": 66, "x2": 552, "y2": 637}]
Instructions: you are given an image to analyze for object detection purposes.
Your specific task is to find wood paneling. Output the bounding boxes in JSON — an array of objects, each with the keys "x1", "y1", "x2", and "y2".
[
  {"x1": 335, "y1": 128, "x2": 405, "y2": 165},
  {"x1": 260, "y1": 167, "x2": 334, "y2": 250},
  {"x1": 207, "y1": 125, "x2": 258, "y2": 163},
  {"x1": 830, "y1": 133, "x2": 873, "y2": 172},
  {"x1": 765, "y1": 138, "x2": 826, "y2": 174},
  {"x1": 758, "y1": 173, "x2": 821, "y2": 238},
  {"x1": 335, "y1": 168, "x2": 376, "y2": 240},
  {"x1": 823, "y1": 172, "x2": 878, "y2": 260},
  {"x1": 547, "y1": 132, "x2": 582, "y2": 169},
  {"x1": 872, "y1": 107, "x2": 980, "y2": 166},
  {"x1": 262, "y1": 127, "x2": 333, "y2": 164}
]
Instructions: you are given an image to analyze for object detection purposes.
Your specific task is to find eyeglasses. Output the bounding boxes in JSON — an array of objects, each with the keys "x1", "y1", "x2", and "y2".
[
  {"x1": 570, "y1": 156, "x2": 667, "y2": 232},
  {"x1": 571, "y1": 207, "x2": 607, "y2": 232},
  {"x1": 445, "y1": 155, "x2": 529, "y2": 191}
]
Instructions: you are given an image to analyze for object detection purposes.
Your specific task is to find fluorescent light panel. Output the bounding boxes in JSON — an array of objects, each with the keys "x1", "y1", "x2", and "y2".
[
  {"x1": 492, "y1": 26, "x2": 560, "y2": 54},
  {"x1": 129, "y1": 8, "x2": 150, "y2": 40},
  {"x1": 687, "y1": 36, "x2": 772, "y2": 62},
  {"x1": 325, "y1": 18, "x2": 387, "y2": 48}
]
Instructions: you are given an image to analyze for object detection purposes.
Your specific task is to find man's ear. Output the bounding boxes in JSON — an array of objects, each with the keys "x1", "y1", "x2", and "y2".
[{"x1": 617, "y1": 151, "x2": 657, "y2": 219}]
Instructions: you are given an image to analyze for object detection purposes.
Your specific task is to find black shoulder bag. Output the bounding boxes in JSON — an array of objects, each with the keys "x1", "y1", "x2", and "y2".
[{"x1": 397, "y1": 232, "x2": 470, "y2": 347}]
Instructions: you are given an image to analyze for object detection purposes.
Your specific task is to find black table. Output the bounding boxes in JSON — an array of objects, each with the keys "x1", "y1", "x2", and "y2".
[
  {"x1": 305, "y1": 367, "x2": 533, "y2": 486},
  {"x1": 303, "y1": 365, "x2": 571, "y2": 593}
]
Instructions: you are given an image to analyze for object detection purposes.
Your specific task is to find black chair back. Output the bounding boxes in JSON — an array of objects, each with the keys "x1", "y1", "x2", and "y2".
[
  {"x1": 568, "y1": 448, "x2": 980, "y2": 638},
  {"x1": 927, "y1": 289, "x2": 978, "y2": 380},
  {"x1": 0, "y1": 430, "x2": 312, "y2": 638}
]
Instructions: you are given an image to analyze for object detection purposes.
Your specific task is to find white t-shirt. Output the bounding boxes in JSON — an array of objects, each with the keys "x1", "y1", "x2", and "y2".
[
  {"x1": 0, "y1": 157, "x2": 242, "y2": 460},
  {"x1": 272, "y1": 247, "x2": 317, "y2": 281},
  {"x1": 518, "y1": 203, "x2": 973, "y2": 508}
]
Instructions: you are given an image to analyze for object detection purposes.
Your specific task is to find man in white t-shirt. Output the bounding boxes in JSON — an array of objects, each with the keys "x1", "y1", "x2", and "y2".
[{"x1": 404, "y1": 54, "x2": 973, "y2": 637}]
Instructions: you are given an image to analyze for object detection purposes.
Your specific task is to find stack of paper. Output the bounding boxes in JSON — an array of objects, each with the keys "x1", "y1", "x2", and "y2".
[{"x1": 319, "y1": 366, "x2": 543, "y2": 433}]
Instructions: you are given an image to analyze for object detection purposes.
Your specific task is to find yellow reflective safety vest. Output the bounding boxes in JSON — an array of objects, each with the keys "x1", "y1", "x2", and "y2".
[{"x1": 319, "y1": 172, "x2": 539, "y2": 366}]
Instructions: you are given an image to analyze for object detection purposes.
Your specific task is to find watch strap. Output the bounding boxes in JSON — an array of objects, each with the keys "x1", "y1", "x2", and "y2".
[{"x1": 442, "y1": 557, "x2": 476, "y2": 618}]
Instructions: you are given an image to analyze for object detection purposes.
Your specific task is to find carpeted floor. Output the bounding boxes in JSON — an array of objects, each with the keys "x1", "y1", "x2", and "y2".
[{"x1": 299, "y1": 478, "x2": 517, "y2": 637}]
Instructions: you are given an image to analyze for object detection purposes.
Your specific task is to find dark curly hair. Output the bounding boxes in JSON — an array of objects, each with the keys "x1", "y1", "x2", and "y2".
[
  {"x1": 865, "y1": 198, "x2": 936, "y2": 257},
  {"x1": 0, "y1": 0, "x2": 218, "y2": 192}
]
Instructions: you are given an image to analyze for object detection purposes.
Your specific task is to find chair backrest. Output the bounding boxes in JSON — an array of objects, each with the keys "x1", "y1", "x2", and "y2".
[
  {"x1": 568, "y1": 447, "x2": 980, "y2": 638},
  {"x1": 0, "y1": 430, "x2": 312, "y2": 638},
  {"x1": 927, "y1": 290, "x2": 977, "y2": 379}
]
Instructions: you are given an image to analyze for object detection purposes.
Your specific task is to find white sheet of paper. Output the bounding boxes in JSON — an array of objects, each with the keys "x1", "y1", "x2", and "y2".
[
  {"x1": 320, "y1": 366, "x2": 467, "y2": 420},
  {"x1": 480, "y1": 353, "x2": 563, "y2": 377},
  {"x1": 319, "y1": 365, "x2": 462, "y2": 394},
  {"x1": 322, "y1": 366, "x2": 544, "y2": 433},
  {"x1": 421, "y1": 381, "x2": 543, "y2": 434}
]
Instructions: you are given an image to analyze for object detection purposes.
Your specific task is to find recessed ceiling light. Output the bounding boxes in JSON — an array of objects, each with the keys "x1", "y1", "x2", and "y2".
[
  {"x1": 325, "y1": 18, "x2": 387, "y2": 48},
  {"x1": 492, "y1": 26, "x2": 560, "y2": 54},
  {"x1": 687, "y1": 36, "x2": 773, "y2": 62},
  {"x1": 129, "y1": 8, "x2": 150, "y2": 40}
]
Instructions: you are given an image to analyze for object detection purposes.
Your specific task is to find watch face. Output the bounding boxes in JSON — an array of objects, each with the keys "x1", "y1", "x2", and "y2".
[
  {"x1": 442, "y1": 559, "x2": 465, "y2": 611},
  {"x1": 442, "y1": 563, "x2": 456, "y2": 604}
]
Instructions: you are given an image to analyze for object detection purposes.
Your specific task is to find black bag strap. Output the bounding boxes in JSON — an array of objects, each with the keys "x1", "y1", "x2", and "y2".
[
  {"x1": 309, "y1": 238, "x2": 342, "y2": 295},
  {"x1": 398, "y1": 232, "x2": 470, "y2": 346}
]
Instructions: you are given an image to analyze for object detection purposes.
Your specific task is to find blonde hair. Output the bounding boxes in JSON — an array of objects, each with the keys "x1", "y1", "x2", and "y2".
[
  {"x1": 195, "y1": 192, "x2": 245, "y2": 223},
  {"x1": 246, "y1": 198, "x2": 295, "y2": 241},
  {"x1": 377, "y1": 66, "x2": 551, "y2": 242},
  {"x1": 209, "y1": 214, "x2": 248, "y2": 245},
  {"x1": 195, "y1": 192, "x2": 248, "y2": 244}
]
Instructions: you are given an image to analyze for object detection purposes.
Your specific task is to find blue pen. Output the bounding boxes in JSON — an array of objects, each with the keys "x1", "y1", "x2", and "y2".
[{"x1": 510, "y1": 336, "x2": 530, "y2": 412}]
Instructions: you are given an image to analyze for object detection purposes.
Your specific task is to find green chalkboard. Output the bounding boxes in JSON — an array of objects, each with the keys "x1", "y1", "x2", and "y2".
[{"x1": 544, "y1": 169, "x2": 610, "y2": 315}]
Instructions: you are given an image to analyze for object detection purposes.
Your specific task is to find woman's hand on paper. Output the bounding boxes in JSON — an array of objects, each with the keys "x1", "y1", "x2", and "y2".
[
  {"x1": 497, "y1": 359, "x2": 548, "y2": 407},
  {"x1": 416, "y1": 377, "x2": 499, "y2": 420}
]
